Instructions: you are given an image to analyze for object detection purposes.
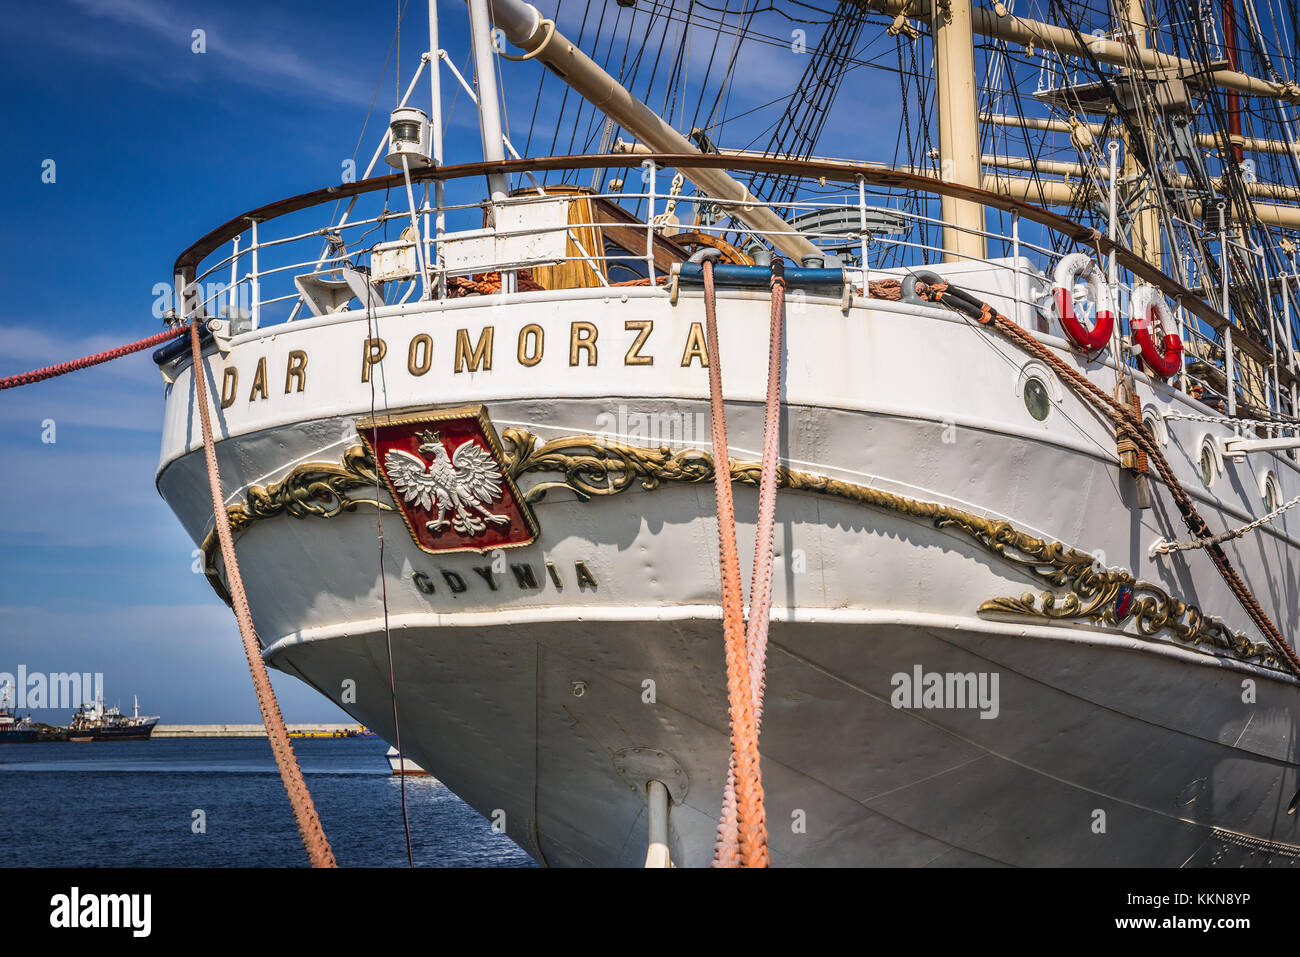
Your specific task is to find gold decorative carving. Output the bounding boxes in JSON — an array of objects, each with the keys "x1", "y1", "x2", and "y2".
[
  {"x1": 200, "y1": 429, "x2": 1274, "y2": 669},
  {"x1": 201, "y1": 445, "x2": 388, "y2": 602},
  {"x1": 496, "y1": 429, "x2": 1274, "y2": 669}
]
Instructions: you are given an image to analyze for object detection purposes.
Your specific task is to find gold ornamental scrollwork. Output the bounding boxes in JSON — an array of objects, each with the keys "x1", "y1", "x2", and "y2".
[
  {"x1": 200, "y1": 429, "x2": 1275, "y2": 670},
  {"x1": 201, "y1": 444, "x2": 390, "y2": 602}
]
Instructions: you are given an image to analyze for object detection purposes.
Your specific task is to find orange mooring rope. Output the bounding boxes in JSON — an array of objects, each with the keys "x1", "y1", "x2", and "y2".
[
  {"x1": 701, "y1": 258, "x2": 774, "y2": 868},
  {"x1": 189, "y1": 321, "x2": 337, "y2": 868}
]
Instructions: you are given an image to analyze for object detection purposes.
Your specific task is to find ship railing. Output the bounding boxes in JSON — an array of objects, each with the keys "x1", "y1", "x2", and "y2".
[{"x1": 168, "y1": 153, "x2": 1299, "y2": 421}]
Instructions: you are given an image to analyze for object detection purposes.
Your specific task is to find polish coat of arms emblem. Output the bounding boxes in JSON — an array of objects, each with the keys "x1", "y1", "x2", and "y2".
[{"x1": 358, "y1": 406, "x2": 538, "y2": 555}]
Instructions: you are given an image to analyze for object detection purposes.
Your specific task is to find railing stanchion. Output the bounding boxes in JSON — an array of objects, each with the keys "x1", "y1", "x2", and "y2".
[
  {"x1": 249, "y1": 218, "x2": 261, "y2": 330},
  {"x1": 229, "y1": 235, "x2": 241, "y2": 321},
  {"x1": 1011, "y1": 210, "x2": 1023, "y2": 324},
  {"x1": 644, "y1": 159, "x2": 657, "y2": 285},
  {"x1": 1176, "y1": 297, "x2": 1187, "y2": 392},
  {"x1": 857, "y1": 175, "x2": 869, "y2": 295},
  {"x1": 1220, "y1": 218, "x2": 1235, "y2": 416}
]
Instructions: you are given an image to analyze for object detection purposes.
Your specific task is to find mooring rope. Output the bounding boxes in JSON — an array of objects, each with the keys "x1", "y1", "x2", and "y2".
[
  {"x1": 0, "y1": 319, "x2": 338, "y2": 864},
  {"x1": 188, "y1": 321, "x2": 338, "y2": 867},
  {"x1": 701, "y1": 257, "x2": 775, "y2": 868},
  {"x1": 0, "y1": 326, "x2": 187, "y2": 391}
]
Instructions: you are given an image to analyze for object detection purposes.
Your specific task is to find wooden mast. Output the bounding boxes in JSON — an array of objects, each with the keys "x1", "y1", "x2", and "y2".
[
  {"x1": 932, "y1": 0, "x2": 988, "y2": 261},
  {"x1": 1119, "y1": 0, "x2": 1163, "y2": 271}
]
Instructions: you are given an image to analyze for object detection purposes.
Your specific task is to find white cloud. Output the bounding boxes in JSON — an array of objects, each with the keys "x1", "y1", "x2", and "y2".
[{"x1": 60, "y1": 0, "x2": 377, "y2": 106}]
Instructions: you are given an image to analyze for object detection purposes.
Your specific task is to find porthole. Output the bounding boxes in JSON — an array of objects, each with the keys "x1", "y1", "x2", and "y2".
[
  {"x1": 1139, "y1": 407, "x2": 1167, "y2": 447},
  {"x1": 1024, "y1": 377, "x2": 1051, "y2": 421},
  {"x1": 1263, "y1": 472, "x2": 1279, "y2": 512},
  {"x1": 1199, "y1": 444, "x2": 1216, "y2": 487}
]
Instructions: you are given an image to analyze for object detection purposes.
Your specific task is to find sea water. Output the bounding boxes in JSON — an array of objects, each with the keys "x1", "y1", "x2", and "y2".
[{"x1": 0, "y1": 737, "x2": 534, "y2": 867}]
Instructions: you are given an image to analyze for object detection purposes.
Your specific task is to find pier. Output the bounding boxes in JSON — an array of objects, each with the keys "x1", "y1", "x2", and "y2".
[{"x1": 153, "y1": 724, "x2": 367, "y2": 738}]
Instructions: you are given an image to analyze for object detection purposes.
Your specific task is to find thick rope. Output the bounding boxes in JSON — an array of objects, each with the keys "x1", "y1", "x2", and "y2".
[
  {"x1": 713, "y1": 267, "x2": 786, "y2": 866},
  {"x1": 921, "y1": 283, "x2": 1300, "y2": 677},
  {"x1": 701, "y1": 259, "x2": 770, "y2": 868},
  {"x1": 0, "y1": 325, "x2": 187, "y2": 391},
  {"x1": 189, "y1": 321, "x2": 338, "y2": 867}
]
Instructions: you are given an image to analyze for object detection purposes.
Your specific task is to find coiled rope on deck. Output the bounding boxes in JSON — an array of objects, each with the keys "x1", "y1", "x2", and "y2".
[
  {"x1": 188, "y1": 321, "x2": 338, "y2": 867},
  {"x1": 701, "y1": 257, "x2": 780, "y2": 868},
  {"x1": 918, "y1": 280, "x2": 1300, "y2": 678}
]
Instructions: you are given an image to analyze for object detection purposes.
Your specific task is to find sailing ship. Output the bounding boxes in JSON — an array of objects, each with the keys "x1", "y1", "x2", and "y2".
[
  {"x1": 152, "y1": 0, "x2": 1300, "y2": 865},
  {"x1": 67, "y1": 697, "x2": 160, "y2": 743}
]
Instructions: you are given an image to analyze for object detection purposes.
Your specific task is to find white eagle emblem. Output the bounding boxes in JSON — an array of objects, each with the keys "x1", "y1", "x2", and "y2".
[{"x1": 384, "y1": 429, "x2": 511, "y2": 537}]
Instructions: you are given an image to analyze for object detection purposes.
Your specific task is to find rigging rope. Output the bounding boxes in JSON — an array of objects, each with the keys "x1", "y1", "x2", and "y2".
[
  {"x1": 363, "y1": 276, "x2": 415, "y2": 867},
  {"x1": 919, "y1": 279, "x2": 1300, "y2": 677},
  {"x1": 188, "y1": 321, "x2": 338, "y2": 867},
  {"x1": 700, "y1": 258, "x2": 770, "y2": 868}
]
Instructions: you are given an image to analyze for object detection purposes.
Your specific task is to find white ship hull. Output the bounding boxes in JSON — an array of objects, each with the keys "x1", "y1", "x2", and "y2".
[{"x1": 156, "y1": 281, "x2": 1300, "y2": 866}]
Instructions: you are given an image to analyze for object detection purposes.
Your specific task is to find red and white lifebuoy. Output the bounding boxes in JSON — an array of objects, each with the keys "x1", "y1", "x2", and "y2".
[
  {"x1": 1130, "y1": 285, "x2": 1183, "y2": 379},
  {"x1": 1052, "y1": 252, "x2": 1115, "y2": 350}
]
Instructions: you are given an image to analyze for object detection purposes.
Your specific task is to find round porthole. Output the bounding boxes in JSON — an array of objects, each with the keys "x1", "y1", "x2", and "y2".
[
  {"x1": 1199, "y1": 444, "x2": 1216, "y2": 487},
  {"x1": 1263, "y1": 473, "x2": 1279, "y2": 512},
  {"x1": 1024, "y1": 377, "x2": 1051, "y2": 421}
]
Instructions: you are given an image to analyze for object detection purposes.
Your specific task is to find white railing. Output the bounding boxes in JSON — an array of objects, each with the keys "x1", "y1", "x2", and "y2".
[{"x1": 170, "y1": 155, "x2": 1300, "y2": 422}]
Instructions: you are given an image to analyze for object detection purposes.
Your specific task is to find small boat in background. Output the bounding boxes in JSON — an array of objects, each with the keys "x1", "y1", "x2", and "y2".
[
  {"x1": 386, "y1": 747, "x2": 430, "y2": 776},
  {"x1": 0, "y1": 706, "x2": 37, "y2": 743}
]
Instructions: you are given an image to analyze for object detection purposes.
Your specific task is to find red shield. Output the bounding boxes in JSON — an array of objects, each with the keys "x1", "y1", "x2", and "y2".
[{"x1": 357, "y1": 406, "x2": 538, "y2": 555}]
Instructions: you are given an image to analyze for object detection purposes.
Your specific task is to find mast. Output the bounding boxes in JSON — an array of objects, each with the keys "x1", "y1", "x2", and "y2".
[
  {"x1": 865, "y1": 0, "x2": 1299, "y2": 104},
  {"x1": 483, "y1": 0, "x2": 822, "y2": 262},
  {"x1": 1222, "y1": 0, "x2": 1246, "y2": 164},
  {"x1": 1119, "y1": 0, "x2": 1163, "y2": 270},
  {"x1": 932, "y1": 0, "x2": 987, "y2": 261},
  {"x1": 429, "y1": 0, "x2": 447, "y2": 299},
  {"x1": 467, "y1": 0, "x2": 510, "y2": 203}
]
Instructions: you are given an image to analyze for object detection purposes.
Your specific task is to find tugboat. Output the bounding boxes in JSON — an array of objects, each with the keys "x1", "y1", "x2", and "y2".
[{"x1": 68, "y1": 696, "x2": 160, "y2": 743}]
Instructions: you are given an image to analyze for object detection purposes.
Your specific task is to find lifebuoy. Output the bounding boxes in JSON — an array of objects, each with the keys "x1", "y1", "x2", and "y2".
[
  {"x1": 1052, "y1": 252, "x2": 1115, "y2": 350},
  {"x1": 1130, "y1": 285, "x2": 1183, "y2": 379}
]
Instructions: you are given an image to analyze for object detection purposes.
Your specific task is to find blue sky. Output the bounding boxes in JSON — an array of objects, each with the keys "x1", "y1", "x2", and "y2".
[{"x1": 0, "y1": 0, "x2": 860, "y2": 722}]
